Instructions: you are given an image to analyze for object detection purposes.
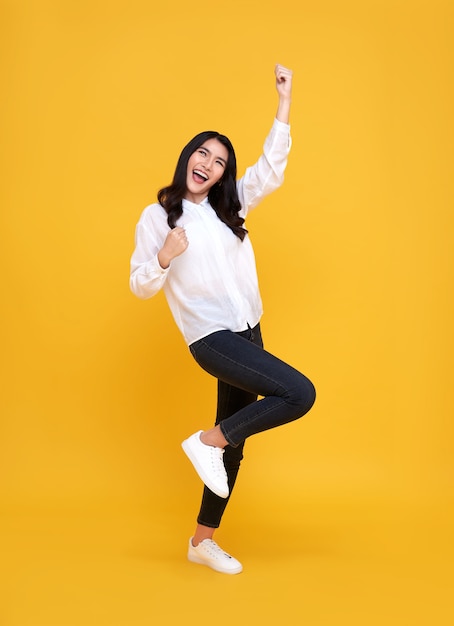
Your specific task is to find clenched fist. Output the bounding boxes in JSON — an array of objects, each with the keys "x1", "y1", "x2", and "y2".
[{"x1": 158, "y1": 227, "x2": 189, "y2": 269}]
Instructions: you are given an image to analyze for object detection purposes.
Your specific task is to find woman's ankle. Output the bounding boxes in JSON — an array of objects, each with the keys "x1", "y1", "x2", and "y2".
[
  {"x1": 200, "y1": 427, "x2": 228, "y2": 449},
  {"x1": 192, "y1": 525, "x2": 216, "y2": 546}
]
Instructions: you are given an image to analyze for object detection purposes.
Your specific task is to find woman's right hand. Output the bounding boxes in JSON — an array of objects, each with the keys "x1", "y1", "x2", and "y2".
[{"x1": 157, "y1": 227, "x2": 189, "y2": 269}]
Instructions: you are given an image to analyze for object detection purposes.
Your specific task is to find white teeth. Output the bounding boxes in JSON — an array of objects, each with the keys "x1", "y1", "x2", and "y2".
[{"x1": 194, "y1": 169, "x2": 208, "y2": 180}]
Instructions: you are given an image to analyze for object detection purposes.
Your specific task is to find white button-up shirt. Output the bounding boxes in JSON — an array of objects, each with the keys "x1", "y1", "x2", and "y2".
[{"x1": 130, "y1": 118, "x2": 291, "y2": 345}]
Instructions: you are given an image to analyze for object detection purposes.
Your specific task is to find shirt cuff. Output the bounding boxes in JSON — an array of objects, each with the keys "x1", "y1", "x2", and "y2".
[
  {"x1": 152, "y1": 252, "x2": 170, "y2": 275},
  {"x1": 273, "y1": 117, "x2": 291, "y2": 132}
]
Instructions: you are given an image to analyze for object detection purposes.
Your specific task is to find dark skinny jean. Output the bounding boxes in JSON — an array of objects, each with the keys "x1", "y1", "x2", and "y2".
[{"x1": 188, "y1": 323, "x2": 316, "y2": 528}]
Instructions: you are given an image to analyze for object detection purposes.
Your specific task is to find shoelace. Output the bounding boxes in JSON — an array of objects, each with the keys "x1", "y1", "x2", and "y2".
[
  {"x1": 202, "y1": 539, "x2": 232, "y2": 559},
  {"x1": 209, "y1": 447, "x2": 226, "y2": 479}
]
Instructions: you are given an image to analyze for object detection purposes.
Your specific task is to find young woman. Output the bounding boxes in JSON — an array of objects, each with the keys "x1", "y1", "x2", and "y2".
[{"x1": 130, "y1": 64, "x2": 316, "y2": 574}]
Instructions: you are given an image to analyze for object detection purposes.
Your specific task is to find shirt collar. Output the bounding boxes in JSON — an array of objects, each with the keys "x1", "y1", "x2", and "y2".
[{"x1": 183, "y1": 196, "x2": 211, "y2": 209}]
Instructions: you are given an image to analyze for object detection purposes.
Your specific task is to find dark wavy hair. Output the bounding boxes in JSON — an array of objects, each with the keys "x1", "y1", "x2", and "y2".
[{"x1": 157, "y1": 131, "x2": 247, "y2": 241}]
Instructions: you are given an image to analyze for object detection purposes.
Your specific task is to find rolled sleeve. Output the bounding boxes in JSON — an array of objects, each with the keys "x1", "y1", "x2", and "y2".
[{"x1": 237, "y1": 118, "x2": 292, "y2": 215}]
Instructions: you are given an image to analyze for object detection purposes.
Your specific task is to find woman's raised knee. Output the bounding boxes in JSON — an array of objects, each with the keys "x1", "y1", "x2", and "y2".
[{"x1": 288, "y1": 374, "x2": 316, "y2": 416}]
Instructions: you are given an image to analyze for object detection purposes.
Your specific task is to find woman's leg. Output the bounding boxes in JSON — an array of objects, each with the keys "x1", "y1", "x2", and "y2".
[
  {"x1": 185, "y1": 323, "x2": 314, "y2": 574},
  {"x1": 189, "y1": 324, "x2": 316, "y2": 449},
  {"x1": 193, "y1": 327, "x2": 261, "y2": 543},
  {"x1": 193, "y1": 383, "x2": 256, "y2": 542}
]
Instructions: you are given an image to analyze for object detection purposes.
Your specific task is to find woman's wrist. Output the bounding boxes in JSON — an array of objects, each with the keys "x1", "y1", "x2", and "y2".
[
  {"x1": 158, "y1": 249, "x2": 171, "y2": 269},
  {"x1": 276, "y1": 97, "x2": 291, "y2": 124}
]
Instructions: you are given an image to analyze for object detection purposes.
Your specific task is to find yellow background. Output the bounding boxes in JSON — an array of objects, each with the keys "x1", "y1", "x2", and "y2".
[{"x1": 1, "y1": 0, "x2": 453, "y2": 624}]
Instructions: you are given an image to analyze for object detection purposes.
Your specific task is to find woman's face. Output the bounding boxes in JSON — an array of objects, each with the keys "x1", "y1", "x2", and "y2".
[{"x1": 185, "y1": 138, "x2": 229, "y2": 204}]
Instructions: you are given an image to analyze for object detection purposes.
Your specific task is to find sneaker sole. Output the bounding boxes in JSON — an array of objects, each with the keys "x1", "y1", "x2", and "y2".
[
  {"x1": 188, "y1": 551, "x2": 243, "y2": 575},
  {"x1": 181, "y1": 438, "x2": 229, "y2": 499}
]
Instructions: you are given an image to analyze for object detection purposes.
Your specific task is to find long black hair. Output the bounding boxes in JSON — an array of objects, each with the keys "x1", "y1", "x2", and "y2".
[{"x1": 157, "y1": 131, "x2": 247, "y2": 241}]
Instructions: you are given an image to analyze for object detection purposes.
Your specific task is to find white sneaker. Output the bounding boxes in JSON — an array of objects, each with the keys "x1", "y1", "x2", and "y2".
[
  {"x1": 181, "y1": 430, "x2": 229, "y2": 499},
  {"x1": 187, "y1": 537, "x2": 243, "y2": 574}
]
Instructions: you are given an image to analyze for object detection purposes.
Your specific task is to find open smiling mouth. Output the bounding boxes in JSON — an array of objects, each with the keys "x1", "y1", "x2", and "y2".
[{"x1": 193, "y1": 169, "x2": 209, "y2": 183}]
